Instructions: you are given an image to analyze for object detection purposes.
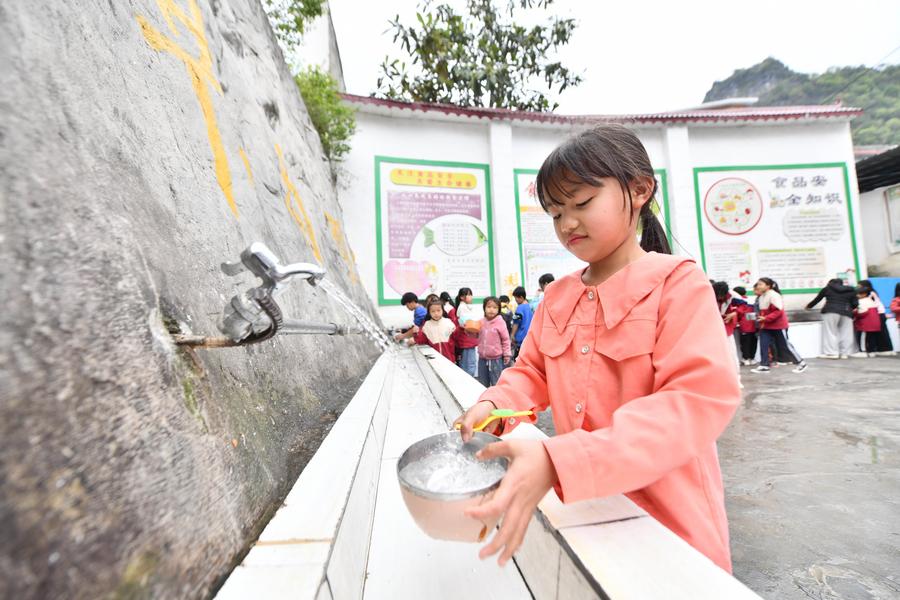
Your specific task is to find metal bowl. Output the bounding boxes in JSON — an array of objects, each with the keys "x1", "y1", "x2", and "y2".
[{"x1": 397, "y1": 431, "x2": 508, "y2": 542}]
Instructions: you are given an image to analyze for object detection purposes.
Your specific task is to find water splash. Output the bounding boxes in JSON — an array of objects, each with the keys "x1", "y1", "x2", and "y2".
[{"x1": 318, "y1": 279, "x2": 393, "y2": 352}]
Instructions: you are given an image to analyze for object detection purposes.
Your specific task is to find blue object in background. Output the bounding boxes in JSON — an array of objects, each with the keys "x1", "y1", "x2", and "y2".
[{"x1": 869, "y1": 277, "x2": 900, "y2": 314}]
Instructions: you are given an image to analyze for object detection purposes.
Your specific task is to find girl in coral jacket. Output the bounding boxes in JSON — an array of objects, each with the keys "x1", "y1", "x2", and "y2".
[
  {"x1": 412, "y1": 297, "x2": 457, "y2": 362},
  {"x1": 454, "y1": 125, "x2": 741, "y2": 573}
]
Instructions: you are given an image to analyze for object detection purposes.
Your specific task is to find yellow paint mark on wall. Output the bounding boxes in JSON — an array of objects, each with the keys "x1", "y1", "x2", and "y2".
[
  {"x1": 136, "y1": 0, "x2": 238, "y2": 218},
  {"x1": 390, "y1": 168, "x2": 477, "y2": 189},
  {"x1": 276, "y1": 144, "x2": 322, "y2": 263},
  {"x1": 239, "y1": 148, "x2": 254, "y2": 183},
  {"x1": 324, "y1": 211, "x2": 359, "y2": 283}
]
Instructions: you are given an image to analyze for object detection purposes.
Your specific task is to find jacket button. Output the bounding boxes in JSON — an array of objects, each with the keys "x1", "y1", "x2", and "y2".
[
  {"x1": 581, "y1": 345, "x2": 590, "y2": 354},
  {"x1": 508, "y1": 418, "x2": 516, "y2": 426},
  {"x1": 587, "y1": 291, "x2": 594, "y2": 300},
  {"x1": 575, "y1": 403, "x2": 583, "y2": 414}
]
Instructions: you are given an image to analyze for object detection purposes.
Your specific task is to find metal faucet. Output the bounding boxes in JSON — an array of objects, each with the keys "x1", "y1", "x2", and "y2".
[{"x1": 173, "y1": 242, "x2": 359, "y2": 348}]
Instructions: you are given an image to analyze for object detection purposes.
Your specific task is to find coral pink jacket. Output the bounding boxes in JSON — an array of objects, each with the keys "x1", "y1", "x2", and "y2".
[{"x1": 480, "y1": 253, "x2": 741, "y2": 573}]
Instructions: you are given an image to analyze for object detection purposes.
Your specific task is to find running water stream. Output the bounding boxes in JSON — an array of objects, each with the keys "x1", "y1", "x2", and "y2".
[{"x1": 318, "y1": 279, "x2": 393, "y2": 352}]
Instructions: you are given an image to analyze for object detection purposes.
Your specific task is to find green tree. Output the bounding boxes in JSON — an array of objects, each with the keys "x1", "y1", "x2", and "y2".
[
  {"x1": 376, "y1": 0, "x2": 582, "y2": 111},
  {"x1": 262, "y1": 0, "x2": 325, "y2": 55},
  {"x1": 295, "y1": 66, "x2": 356, "y2": 161}
]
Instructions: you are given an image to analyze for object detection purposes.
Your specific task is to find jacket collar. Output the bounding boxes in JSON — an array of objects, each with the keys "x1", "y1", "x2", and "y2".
[{"x1": 545, "y1": 252, "x2": 693, "y2": 332}]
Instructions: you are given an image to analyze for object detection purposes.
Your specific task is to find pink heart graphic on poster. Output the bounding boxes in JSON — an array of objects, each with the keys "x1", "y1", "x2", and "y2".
[{"x1": 384, "y1": 260, "x2": 431, "y2": 297}]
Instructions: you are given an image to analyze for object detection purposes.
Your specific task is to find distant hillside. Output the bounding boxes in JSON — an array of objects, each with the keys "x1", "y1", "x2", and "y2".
[{"x1": 704, "y1": 58, "x2": 900, "y2": 145}]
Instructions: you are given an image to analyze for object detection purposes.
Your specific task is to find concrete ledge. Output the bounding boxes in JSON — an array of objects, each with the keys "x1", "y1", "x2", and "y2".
[
  {"x1": 216, "y1": 352, "x2": 395, "y2": 599},
  {"x1": 412, "y1": 346, "x2": 762, "y2": 599}
]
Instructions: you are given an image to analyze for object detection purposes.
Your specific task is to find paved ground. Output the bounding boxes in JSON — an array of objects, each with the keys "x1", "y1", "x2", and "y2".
[{"x1": 720, "y1": 356, "x2": 900, "y2": 599}]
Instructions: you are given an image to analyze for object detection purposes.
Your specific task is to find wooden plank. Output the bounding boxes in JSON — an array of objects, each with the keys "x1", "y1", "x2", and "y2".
[{"x1": 559, "y1": 519, "x2": 762, "y2": 600}]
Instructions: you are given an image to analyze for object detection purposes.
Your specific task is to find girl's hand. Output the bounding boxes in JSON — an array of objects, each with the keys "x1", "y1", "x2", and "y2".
[
  {"x1": 453, "y1": 400, "x2": 499, "y2": 443},
  {"x1": 503, "y1": 357, "x2": 511, "y2": 366},
  {"x1": 465, "y1": 439, "x2": 558, "y2": 566}
]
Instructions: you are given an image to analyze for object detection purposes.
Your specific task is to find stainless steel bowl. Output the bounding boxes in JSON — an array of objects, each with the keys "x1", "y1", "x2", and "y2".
[{"x1": 397, "y1": 431, "x2": 508, "y2": 541}]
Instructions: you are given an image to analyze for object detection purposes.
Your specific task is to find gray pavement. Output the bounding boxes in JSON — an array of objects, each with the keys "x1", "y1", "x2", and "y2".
[{"x1": 721, "y1": 356, "x2": 900, "y2": 599}]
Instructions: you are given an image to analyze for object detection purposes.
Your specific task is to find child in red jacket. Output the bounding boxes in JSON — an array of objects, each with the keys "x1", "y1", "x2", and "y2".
[
  {"x1": 413, "y1": 298, "x2": 458, "y2": 362},
  {"x1": 853, "y1": 288, "x2": 881, "y2": 356},
  {"x1": 732, "y1": 286, "x2": 758, "y2": 365},
  {"x1": 751, "y1": 278, "x2": 807, "y2": 373}
]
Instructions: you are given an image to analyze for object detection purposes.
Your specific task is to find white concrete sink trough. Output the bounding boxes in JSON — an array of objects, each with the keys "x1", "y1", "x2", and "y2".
[{"x1": 215, "y1": 347, "x2": 762, "y2": 599}]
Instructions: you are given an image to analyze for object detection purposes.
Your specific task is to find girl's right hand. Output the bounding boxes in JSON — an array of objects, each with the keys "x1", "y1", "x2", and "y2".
[{"x1": 453, "y1": 400, "x2": 500, "y2": 443}]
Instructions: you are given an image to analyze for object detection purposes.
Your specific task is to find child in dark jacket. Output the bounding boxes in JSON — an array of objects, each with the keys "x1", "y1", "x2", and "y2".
[{"x1": 806, "y1": 278, "x2": 858, "y2": 358}]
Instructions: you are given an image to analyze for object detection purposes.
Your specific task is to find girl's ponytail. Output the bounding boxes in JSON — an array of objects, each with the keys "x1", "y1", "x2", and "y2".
[{"x1": 639, "y1": 202, "x2": 671, "y2": 254}]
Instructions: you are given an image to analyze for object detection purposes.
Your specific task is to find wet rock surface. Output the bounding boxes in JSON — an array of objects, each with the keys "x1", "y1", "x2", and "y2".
[
  {"x1": 721, "y1": 357, "x2": 900, "y2": 599},
  {"x1": 0, "y1": 1, "x2": 380, "y2": 598}
]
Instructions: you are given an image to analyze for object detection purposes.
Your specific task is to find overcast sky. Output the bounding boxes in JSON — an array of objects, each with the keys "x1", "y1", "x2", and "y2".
[{"x1": 329, "y1": 0, "x2": 900, "y2": 114}]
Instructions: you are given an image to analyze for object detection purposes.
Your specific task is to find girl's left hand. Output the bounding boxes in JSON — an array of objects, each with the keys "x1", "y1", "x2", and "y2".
[{"x1": 465, "y1": 439, "x2": 558, "y2": 566}]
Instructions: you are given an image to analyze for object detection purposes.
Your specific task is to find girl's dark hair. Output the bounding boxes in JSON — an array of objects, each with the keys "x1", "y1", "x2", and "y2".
[
  {"x1": 454, "y1": 287, "x2": 473, "y2": 308},
  {"x1": 858, "y1": 279, "x2": 878, "y2": 298},
  {"x1": 733, "y1": 286, "x2": 747, "y2": 296},
  {"x1": 758, "y1": 277, "x2": 780, "y2": 294},
  {"x1": 483, "y1": 296, "x2": 500, "y2": 312},
  {"x1": 439, "y1": 291, "x2": 452, "y2": 304},
  {"x1": 712, "y1": 281, "x2": 729, "y2": 300},
  {"x1": 894, "y1": 282, "x2": 900, "y2": 298},
  {"x1": 424, "y1": 297, "x2": 444, "y2": 319},
  {"x1": 535, "y1": 123, "x2": 670, "y2": 254}
]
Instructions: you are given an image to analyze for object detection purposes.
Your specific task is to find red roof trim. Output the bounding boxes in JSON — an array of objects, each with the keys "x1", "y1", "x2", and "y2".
[{"x1": 341, "y1": 93, "x2": 862, "y2": 125}]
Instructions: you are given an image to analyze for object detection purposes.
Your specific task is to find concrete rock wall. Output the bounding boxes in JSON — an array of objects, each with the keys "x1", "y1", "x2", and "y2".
[{"x1": 0, "y1": 1, "x2": 380, "y2": 598}]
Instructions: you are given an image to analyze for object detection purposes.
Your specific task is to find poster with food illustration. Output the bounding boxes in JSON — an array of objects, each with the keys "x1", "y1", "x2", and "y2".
[
  {"x1": 514, "y1": 168, "x2": 670, "y2": 294},
  {"x1": 704, "y1": 178, "x2": 763, "y2": 235},
  {"x1": 375, "y1": 157, "x2": 495, "y2": 304},
  {"x1": 694, "y1": 164, "x2": 861, "y2": 293}
]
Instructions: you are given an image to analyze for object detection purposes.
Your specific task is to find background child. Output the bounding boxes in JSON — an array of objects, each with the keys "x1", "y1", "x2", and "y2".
[
  {"x1": 806, "y1": 278, "x2": 858, "y2": 359},
  {"x1": 751, "y1": 278, "x2": 807, "y2": 373},
  {"x1": 454, "y1": 287, "x2": 479, "y2": 377},
  {"x1": 891, "y1": 284, "x2": 900, "y2": 335},
  {"x1": 510, "y1": 286, "x2": 532, "y2": 359},
  {"x1": 477, "y1": 296, "x2": 511, "y2": 387},
  {"x1": 713, "y1": 281, "x2": 745, "y2": 387},
  {"x1": 733, "y1": 286, "x2": 758, "y2": 365},
  {"x1": 440, "y1": 291, "x2": 456, "y2": 321},
  {"x1": 413, "y1": 298, "x2": 457, "y2": 361},
  {"x1": 530, "y1": 273, "x2": 555, "y2": 311},
  {"x1": 852, "y1": 287, "x2": 881, "y2": 356},
  {"x1": 498, "y1": 294, "x2": 514, "y2": 335},
  {"x1": 393, "y1": 292, "x2": 425, "y2": 342},
  {"x1": 858, "y1": 279, "x2": 896, "y2": 356},
  {"x1": 454, "y1": 124, "x2": 740, "y2": 573}
]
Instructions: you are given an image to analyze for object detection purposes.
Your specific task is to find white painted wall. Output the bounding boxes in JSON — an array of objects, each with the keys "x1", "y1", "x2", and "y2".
[
  {"x1": 859, "y1": 185, "x2": 900, "y2": 271},
  {"x1": 337, "y1": 104, "x2": 861, "y2": 325}
]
